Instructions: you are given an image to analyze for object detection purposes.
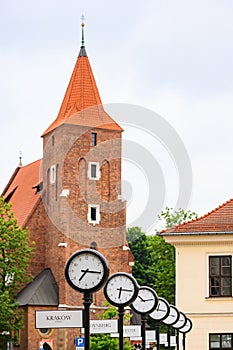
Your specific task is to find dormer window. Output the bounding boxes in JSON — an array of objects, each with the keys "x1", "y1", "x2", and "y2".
[
  {"x1": 88, "y1": 162, "x2": 100, "y2": 180},
  {"x1": 91, "y1": 132, "x2": 97, "y2": 146},
  {"x1": 50, "y1": 165, "x2": 56, "y2": 184}
]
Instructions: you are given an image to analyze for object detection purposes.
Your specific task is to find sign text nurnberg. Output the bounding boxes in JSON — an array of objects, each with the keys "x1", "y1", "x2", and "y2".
[
  {"x1": 81, "y1": 320, "x2": 118, "y2": 334},
  {"x1": 36, "y1": 310, "x2": 83, "y2": 329}
]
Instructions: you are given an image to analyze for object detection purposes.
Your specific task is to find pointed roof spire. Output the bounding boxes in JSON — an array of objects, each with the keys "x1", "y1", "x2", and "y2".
[{"x1": 42, "y1": 19, "x2": 122, "y2": 136}]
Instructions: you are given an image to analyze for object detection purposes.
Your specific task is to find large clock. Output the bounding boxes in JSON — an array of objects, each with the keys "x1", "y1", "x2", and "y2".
[
  {"x1": 64, "y1": 249, "x2": 109, "y2": 293},
  {"x1": 149, "y1": 297, "x2": 170, "y2": 322},
  {"x1": 104, "y1": 272, "x2": 139, "y2": 307},
  {"x1": 131, "y1": 286, "x2": 158, "y2": 314}
]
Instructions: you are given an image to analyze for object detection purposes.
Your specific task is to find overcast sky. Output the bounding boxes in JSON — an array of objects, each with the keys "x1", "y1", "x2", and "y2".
[{"x1": 1, "y1": 0, "x2": 233, "y2": 231}]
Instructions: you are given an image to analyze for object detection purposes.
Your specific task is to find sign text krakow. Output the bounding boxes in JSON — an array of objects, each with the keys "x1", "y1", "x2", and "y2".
[{"x1": 36, "y1": 310, "x2": 82, "y2": 328}]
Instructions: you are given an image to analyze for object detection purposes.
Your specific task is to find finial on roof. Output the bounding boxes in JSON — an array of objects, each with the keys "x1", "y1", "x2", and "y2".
[
  {"x1": 18, "y1": 150, "x2": 22, "y2": 167},
  {"x1": 81, "y1": 14, "x2": 85, "y2": 48},
  {"x1": 79, "y1": 14, "x2": 87, "y2": 57}
]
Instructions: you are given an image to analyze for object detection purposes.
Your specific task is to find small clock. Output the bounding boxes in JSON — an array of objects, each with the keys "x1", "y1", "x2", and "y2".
[
  {"x1": 172, "y1": 311, "x2": 187, "y2": 329},
  {"x1": 64, "y1": 249, "x2": 109, "y2": 293},
  {"x1": 149, "y1": 297, "x2": 170, "y2": 322},
  {"x1": 178, "y1": 318, "x2": 192, "y2": 334},
  {"x1": 104, "y1": 272, "x2": 139, "y2": 307},
  {"x1": 162, "y1": 304, "x2": 180, "y2": 326},
  {"x1": 131, "y1": 286, "x2": 158, "y2": 314}
]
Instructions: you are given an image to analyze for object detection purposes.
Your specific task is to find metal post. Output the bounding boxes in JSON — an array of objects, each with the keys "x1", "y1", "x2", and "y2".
[
  {"x1": 141, "y1": 314, "x2": 147, "y2": 350},
  {"x1": 176, "y1": 329, "x2": 179, "y2": 350},
  {"x1": 183, "y1": 333, "x2": 186, "y2": 350},
  {"x1": 83, "y1": 292, "x2": 92, "y2": 350},
  {"x1": 167, "y1": 325, "x2": 171, "y2": 350},
  {"x1": 118, "y1": 306, "x2": 124, "y2": 350},
  {"x1": 155, "y1": 321, "x2": 160, "y2": 350}
]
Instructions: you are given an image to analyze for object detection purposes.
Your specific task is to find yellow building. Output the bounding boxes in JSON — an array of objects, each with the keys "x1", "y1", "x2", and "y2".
[{"x1": 162, "y1": 199, "x2": 233, "y2": 350}]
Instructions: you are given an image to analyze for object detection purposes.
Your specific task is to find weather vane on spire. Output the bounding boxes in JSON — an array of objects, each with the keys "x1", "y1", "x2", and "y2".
[
  {"x1": 19, "y1": 150, "x2": 22, "y2": 167},
  {"x1": 81, "y1": 14, "x2": 85, "y2": 48}
]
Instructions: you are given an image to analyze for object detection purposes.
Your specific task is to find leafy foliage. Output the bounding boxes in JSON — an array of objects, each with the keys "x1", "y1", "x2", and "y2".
[
  {"x1": 0, "y1": 197, "x2": 34, "y2": 347},
  {"x1": 126, "y1": 227, "x2": 175, "y2": 304},
  {"x1": 126, "y1": 227, "x2": 153, "y2": 287},
  {"x1": 147, "y1": 234, "x2": 175, "y2": 303},
  {"x1": 157, "y1": 206, "x2": 198, "y2": 229},
  {"x1": 90, "y1": 303, "x2": 133, "y2": 350},
  {"x1": 126, "y1": 208, "x2": 198, "y2": 306}
]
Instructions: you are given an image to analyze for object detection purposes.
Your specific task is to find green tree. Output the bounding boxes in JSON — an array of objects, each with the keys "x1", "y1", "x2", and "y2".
[
  {"x1": 126, "y1": 227, "x2": 153, "y2": 286},
  {"x1": 90, "y1": 303, "x2": 132, "y2": 350},
  {"x1": 0, "y1": 197, "x2": 34, "y2": 348},
  {"x1": 126, "y1": 208, "x2": 198, "y2": 305},
  {"x1": 157, "y1": 206, "x2": 198, "y2": 229}
]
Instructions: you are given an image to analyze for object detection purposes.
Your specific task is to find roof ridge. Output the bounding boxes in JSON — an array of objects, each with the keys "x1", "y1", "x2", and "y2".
[
  {"x1": 20, "y1": 158, "x2": 42, "y2": 169},
  {"x1": 163, "y1": 197, "x2": 233, "y2": 233}
]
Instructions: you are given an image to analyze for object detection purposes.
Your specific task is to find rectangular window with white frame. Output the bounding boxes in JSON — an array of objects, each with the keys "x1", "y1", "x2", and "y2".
[
  {"x1": 208, "y1": 255, "x2": 232, "y2": 297},
  {"x1": 88, "y1": 162, "x2": 100, "y2": 180},
  {"x1": 88, "y1": 205, "x2": 100, "y2": 225}
]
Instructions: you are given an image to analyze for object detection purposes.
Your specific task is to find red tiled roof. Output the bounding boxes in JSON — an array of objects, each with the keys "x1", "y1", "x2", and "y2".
[
  {"x1": 2, "y1": 160, "x2": 41, "y2": 227},
  {"x1": 164, "y1": 198, "x2": 233, "y2": 233},
  {"x1": 42, "y1": 48, "x2": 122, "y2": 136}
]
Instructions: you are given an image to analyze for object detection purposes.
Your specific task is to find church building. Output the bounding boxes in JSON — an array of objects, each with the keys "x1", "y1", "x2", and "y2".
[{"x1": 2, "y1": 22, "x2": 134, "y2": 350}]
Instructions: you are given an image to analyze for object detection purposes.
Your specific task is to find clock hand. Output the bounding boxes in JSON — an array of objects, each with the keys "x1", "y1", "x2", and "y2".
[
  {"x1": 143, "y1": 298, "x2": 154, "y2": 302},
  {"x1": 85, "y1": 270, "x2": 101, "y2": 274},
  {"x1": 138, "y1": 295, "x2": 145, "y2": 302},
  {"x1": 117, "y1": 287, "x2": 123, "y2": 298},
  {"x1": 79, "y1": 268, "x2": 101, "y2": 282},
  {"x1": 79, "y1": 268, "x2": 89, "y2": 281},
  {"x1": 121, "y1": 288, "x2": 133, "y2": 292}
]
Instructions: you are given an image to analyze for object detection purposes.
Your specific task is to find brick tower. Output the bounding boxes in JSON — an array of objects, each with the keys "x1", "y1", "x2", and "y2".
[{"x1": 3, "y1": 22, "x2": 134, "y2": 350}]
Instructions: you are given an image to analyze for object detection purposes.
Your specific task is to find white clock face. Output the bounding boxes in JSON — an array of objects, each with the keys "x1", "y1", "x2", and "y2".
[
  {"x1": 162, "y1": 305, "x2": 179, "y2": 325},
  {"x1": 104, "y1": 273, "x2": 139, "y2": 307},
  {"x1": 65, "y1": 249, "x2": 109, "y2": 293},
  {"x1": 179, "y1": 318, "x2": 192, "y2": 333},
  {"x1": 131, "y1": 287, "x2": 158, "y2": 314},
  {"x1": 172, "y1": 311, "x2": 187, "y2": 329},
  {"x1": 150, "y1": 298, "x2": 170, "y2": 321}
]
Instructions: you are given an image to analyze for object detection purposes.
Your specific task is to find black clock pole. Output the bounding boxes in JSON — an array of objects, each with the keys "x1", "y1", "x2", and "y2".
[
  {"x1": 167, "y1": 325, "x2": 171, "y2": 350},
  {"x1": 176, "y1": 329, "x2": 180, "y2": 350},
  {"x1": 183, "y1": 333, "x2": 186, "y2": 350},
  {"x1": 141, "y1": 314, "x2": 147, "y2": 350},
  {"x1": 83, "y1": 292, "x2": 92, "y2": 350},
  {"x1": 118, "y1": 306, "x2": 124, "y2": 350},
  {"x1": 155, "y1": 321, "x2": 160, "y2": 350}
]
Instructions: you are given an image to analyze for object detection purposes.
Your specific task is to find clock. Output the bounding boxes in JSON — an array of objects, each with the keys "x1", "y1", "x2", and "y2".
[
  {"x1": 131, "y1": 286, "x2": 158, "y2": 314},
  {"x1": 162, "y1": 304, "x2": 180, "y2": 326},
  {"x1": 64, "y1": 249, "x2": 109, "y2": 293},
  {"x1": 172, "y1": 311, "x2": 187, "y2": 329},
  {"x1": 178, "y1": 318, "x2": 192, "y2": 334},
  {"x1": 104, "y1": 272, "x2": 139, "y2": 307},
  {"x1": 149, "y1": 297, "x2": 170, "y2": 322}
]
